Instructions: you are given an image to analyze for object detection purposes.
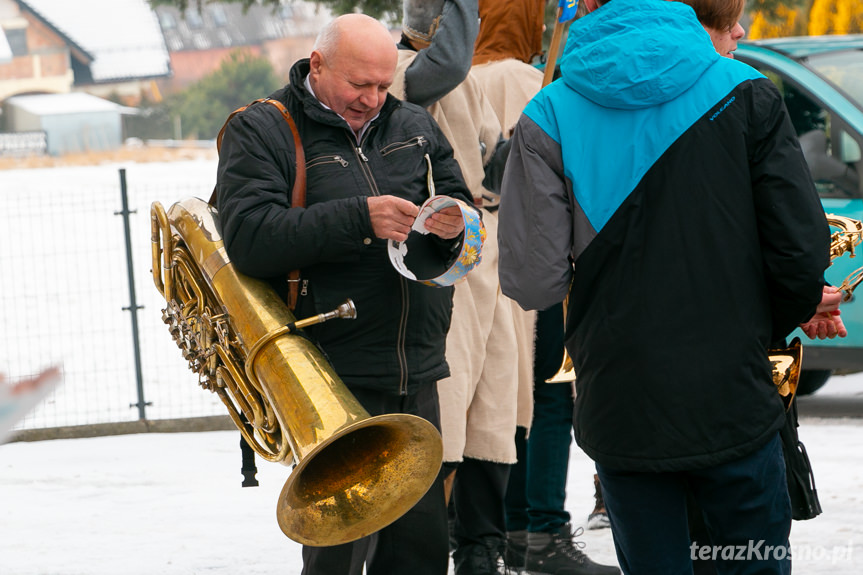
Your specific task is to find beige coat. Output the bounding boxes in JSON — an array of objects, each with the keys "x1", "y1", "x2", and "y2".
[
  {"x1": 391, "y1": 50, "x2": 536, "y2": 463},
  {"x1": 471, "y1": 60, "x2": 543, "y2": 138}
]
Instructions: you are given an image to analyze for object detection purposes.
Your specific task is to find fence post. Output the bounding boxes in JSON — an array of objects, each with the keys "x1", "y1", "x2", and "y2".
[{"x1": 116, "y1": 168, "x2": 150, "y2": 420}]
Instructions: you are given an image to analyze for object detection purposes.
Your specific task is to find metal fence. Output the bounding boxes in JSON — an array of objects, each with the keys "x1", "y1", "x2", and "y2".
[
  {"x1": 0, "y1": 131, "x2": 48, "y2": 156},
  {"x1": 0, "y1": 156, "x2": 229, "y2": 434}
]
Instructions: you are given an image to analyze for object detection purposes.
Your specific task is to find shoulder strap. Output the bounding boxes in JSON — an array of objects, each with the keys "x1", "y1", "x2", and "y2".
[
  {"x1": 260, "y1": 98, "x2": 307, "y2": 209},
  {"x1": 210, "y1": 98, "x2": 307, "y2": 310}
]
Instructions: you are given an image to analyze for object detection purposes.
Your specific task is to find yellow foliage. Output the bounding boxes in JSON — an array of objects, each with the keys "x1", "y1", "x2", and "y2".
[
  {"x1": 749, "y1": 11, "x2": 769, "y2": 39},
  {"x1": 809, "y1": 0, "x2": 863, "y2": 35},
  {"x1": 748, "y1": 6, "x2": 799, "y2": 39}
]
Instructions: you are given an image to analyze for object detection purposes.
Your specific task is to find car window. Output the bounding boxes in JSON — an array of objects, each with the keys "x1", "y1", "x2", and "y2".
[
  {"x1": 751, "y1": 67, "x2": 862, "y2": 199},
  {"x1": 808, "y1": 51, "x2": 863, "y2": 112}
]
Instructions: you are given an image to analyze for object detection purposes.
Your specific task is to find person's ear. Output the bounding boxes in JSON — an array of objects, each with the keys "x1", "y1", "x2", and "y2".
[{"x1": 309, "y1": 51, "x2": 324, "y2": 75}]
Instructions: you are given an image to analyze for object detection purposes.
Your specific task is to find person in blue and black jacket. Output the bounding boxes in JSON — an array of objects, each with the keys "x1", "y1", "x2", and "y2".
[{"x1": 498, "y1": 0, "x2": 839, "y2": 573}]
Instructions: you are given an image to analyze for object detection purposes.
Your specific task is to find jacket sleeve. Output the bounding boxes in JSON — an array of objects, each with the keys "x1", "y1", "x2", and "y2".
[
  {"x1": 403, "y1": 0, "x2": 478, "y2": 107},
  {"x1": 749, "y1": 79, "x2": 831, "y2": 341},
  {"x1": 215, "y1": 107, "x2": 374, "y2": 279},
  {"x1": 498, "y1": 116, "x2": 574, "y2": 310}
]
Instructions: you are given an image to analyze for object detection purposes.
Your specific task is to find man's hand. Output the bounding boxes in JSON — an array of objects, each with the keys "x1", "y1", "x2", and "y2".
[
  {"x1": 368, "y1": 196, "x2": 420, "y2": 242},
  {"x1": 799, "y1": 286, "x2": 848, "y2": 339},
  {"x1": 815, "y1": 285, "x2": 843, "y2": 314},
  {"x1": 424, "y1": 205, "x2": 465, "y2": 240}
]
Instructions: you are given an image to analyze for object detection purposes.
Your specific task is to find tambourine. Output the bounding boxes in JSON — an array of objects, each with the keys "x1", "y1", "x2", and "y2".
[{"x1": 388, "y1": 195, "x2": 485, "y2": 287}]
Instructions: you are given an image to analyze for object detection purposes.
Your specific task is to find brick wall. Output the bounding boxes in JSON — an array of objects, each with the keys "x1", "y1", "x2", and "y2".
[{"x1": 0, "y1": 9, "x2": 71, "y2": 88}]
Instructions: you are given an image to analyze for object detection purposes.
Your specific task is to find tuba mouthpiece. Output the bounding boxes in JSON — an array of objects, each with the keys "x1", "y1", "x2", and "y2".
[{"x1": 336, "y1": 299, "x2": 357, "y2": 320}]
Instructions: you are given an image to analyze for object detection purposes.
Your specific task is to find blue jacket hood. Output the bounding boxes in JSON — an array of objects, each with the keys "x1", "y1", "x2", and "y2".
[{"x1": 559, "y1": 0, "x2": 720, "y2": 109}]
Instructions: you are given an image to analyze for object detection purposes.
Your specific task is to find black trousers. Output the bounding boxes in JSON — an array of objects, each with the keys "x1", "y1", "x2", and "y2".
[
  {"x1": 452, "y1": 456, "x2": 511, "y2": 545},
  {"x1": 301, "y1": 384, "x2": 449, "y2": 575}
]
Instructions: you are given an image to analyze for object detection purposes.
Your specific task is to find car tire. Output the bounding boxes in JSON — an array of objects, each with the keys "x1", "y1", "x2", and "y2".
[{"x1": 796, "y1": 369, "x2": 833, "y2": 396}]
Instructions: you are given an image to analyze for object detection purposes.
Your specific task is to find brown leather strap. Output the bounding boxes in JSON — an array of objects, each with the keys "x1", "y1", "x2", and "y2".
[
  {"x1": 259, "y1": 99, "x2": 306, "y2": 311},
  {"x1": 261, "y1": 98, "x2": 306, "y2": 210},
  {"x1": 211, "y1": 98, "x2": 307, "y2": 310}
]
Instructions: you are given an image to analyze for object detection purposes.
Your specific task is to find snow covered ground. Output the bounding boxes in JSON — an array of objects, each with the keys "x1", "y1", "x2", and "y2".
[{"x1": 0, "y1": 376, "x2": 861, "y2": 575}]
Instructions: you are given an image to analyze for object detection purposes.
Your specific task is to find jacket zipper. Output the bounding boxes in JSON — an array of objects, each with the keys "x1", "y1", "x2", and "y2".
[
  {"x1": 348, "y1": 126, "x2": 409, "y2": 391},
  {"x1": 397, "y1": 276, "x2": 409, "y2": 394},
  {"x1": 348, "y1": 129, "x2": 380, "y2": 196},
  {"x1": 306, "y1": 154, "x2": 349, "y2": 169},
  {"x1": 380, "y1": 135, "x2": 426, "y2": 157}
]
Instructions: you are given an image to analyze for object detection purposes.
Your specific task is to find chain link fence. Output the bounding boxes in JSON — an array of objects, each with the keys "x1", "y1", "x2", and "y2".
[{"x1": 1, "y1": 154, "x2": 231, "y2": 438}]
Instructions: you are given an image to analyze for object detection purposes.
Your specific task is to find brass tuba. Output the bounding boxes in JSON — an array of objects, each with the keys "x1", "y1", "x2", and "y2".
[
  {"x1": 150, "y1": 197, "x2": 443, "y2": 546},
  {"x1": 770, "y1": 213, "x2": 863, "y2": 409}
]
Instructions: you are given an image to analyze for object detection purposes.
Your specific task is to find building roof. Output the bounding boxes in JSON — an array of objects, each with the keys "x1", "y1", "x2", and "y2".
[
  {"x1": 19, "y1": 0, "x2": 170, "y2": 83},
  {"x1": 154, "y1": 2, "x2": 330, "y2": 53},
  {"x1": 6, "y1": 91, "x2": 124, "y2": 115}
]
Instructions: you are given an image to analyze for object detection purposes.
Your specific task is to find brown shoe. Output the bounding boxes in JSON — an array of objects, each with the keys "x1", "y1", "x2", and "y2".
[{"x1": 587, "y1": 474, "x2": 610, "y2": 530}]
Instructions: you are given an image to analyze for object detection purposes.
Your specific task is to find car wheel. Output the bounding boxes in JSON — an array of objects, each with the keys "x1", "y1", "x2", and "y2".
[{"x1": 796, "y1": 369, "x2": 833, "y2": 396}]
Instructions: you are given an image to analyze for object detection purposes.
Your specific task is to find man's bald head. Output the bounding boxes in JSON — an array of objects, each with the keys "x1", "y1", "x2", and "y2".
[
  {"x1": 314, "y1": 13, "x2": 397, "y2": 64},
  {"x1": 309, "y1": 14, "x2": 398, "y2": 133}
]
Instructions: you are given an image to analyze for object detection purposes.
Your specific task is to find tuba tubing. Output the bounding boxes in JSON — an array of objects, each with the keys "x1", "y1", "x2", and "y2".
[
  {"x1": 826, "y1": 214, "x2": 863, "y2": 301},
  {"x1": 151, "y1": 197, "x2": 443, "y2": 546}
]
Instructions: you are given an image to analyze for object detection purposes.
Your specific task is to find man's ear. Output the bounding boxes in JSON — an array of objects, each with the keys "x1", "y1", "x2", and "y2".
[{"x1": 309, "y1": 51, "x2": 323, "y2": 76}]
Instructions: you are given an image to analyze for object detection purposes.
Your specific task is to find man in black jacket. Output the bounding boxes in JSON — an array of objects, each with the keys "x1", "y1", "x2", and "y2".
[{"x1": 216, "y1": 13, "x2": 474, "y2": 575}]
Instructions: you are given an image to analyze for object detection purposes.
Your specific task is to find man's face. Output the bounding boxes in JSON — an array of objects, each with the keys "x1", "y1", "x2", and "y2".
[{"x1": 309, "y1": 45, "x2": 396, "y2": 133}]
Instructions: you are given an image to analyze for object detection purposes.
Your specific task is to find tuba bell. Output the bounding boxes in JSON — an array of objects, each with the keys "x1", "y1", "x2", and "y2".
[{"x1": 150, "y1": 197, "x2": 443, "y2": 546}]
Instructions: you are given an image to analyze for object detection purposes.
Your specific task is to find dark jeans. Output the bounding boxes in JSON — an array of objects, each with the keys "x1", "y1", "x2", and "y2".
[
  {"x1": 301, "y1": 384, "x2": 449, "y2": 575},
  {"x1": 505, "y1": 304, "x2": 574, "y2": 533},
  {"x1": 597, "y1": 434, "x2": 792, "y2": 575}
]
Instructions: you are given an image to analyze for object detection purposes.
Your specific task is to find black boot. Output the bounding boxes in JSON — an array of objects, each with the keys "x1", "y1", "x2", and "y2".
[
  {"x1": 454, "y1": 535, "x2": 518, "y2": 575},
  {"x1": 506, "y1": 529, "x2": 528, "y2": 568},
  {"x1": 525, "y1": 523, "x2": 620, "y2": 575}
]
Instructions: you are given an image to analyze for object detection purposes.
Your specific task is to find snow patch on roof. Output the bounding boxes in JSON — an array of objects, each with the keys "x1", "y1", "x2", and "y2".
[
  {"x1": 6, "y1": 92, "x2": 124, "y2": 115},
  {"x1": 23, "y1": 0, "x2": 170, "y2": 82}
]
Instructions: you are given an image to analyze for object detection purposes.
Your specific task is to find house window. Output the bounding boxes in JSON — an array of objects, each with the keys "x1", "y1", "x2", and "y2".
[
  {"x1": 5, "y1": 28, "x2": 27, "y2": 56},
  {"x1": 158, "y1": 11, "x2": 177, "y2": 30},
  {"x1": 185, "y1": 9, "x2": 204, "y2": 29},
  {"x1": 209, "y1": 6, "x2": 227, "y2": 27}
]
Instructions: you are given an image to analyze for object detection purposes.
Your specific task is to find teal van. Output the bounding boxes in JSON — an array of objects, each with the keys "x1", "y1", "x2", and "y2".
[{"x1": 735, "y1": 35, "x2": 863, "y2": 393}]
